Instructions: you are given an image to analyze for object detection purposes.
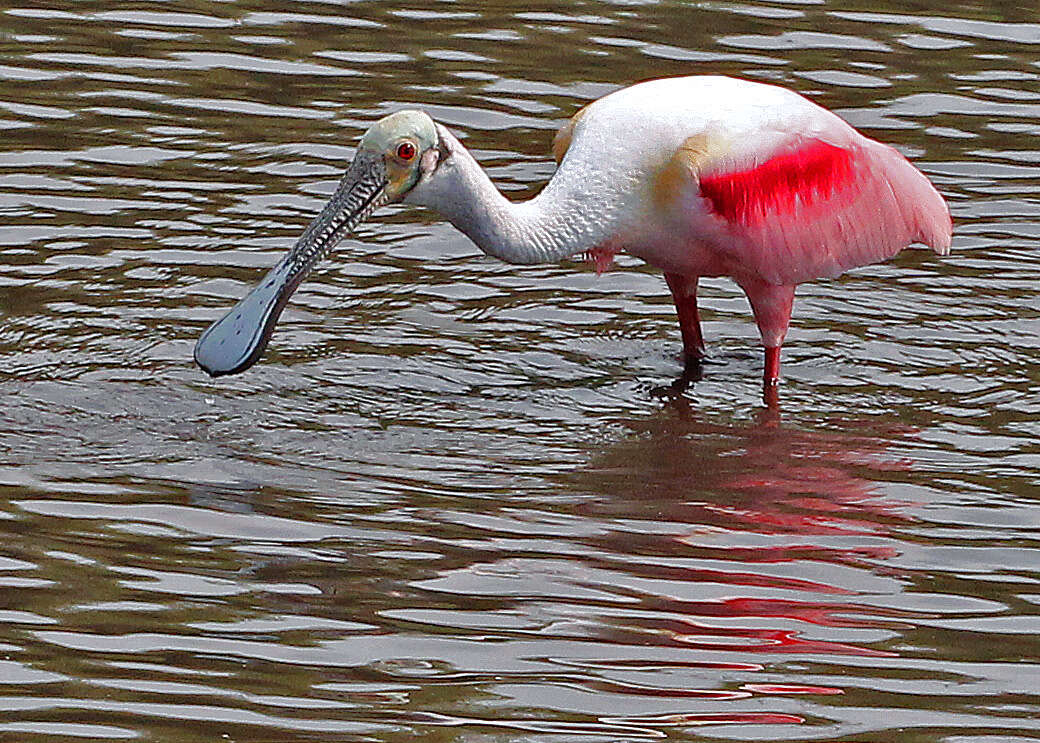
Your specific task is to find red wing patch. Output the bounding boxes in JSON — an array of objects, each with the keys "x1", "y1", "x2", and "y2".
[{"x1": 699, "y1": 141, "x2": 855, "y2": 225}]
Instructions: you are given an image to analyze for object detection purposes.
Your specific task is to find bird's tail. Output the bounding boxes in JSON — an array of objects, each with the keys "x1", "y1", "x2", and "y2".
[{"x1": 883, "y1": 143, "x2": 952, "y2": 256}]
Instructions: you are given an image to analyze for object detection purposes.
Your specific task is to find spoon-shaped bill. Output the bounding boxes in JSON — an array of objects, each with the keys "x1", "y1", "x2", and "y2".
[{"x1": 194, "y1": 151, "x2": 388, "y2": 377}]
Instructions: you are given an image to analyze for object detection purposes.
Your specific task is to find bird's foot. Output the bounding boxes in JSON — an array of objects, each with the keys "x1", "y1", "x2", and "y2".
[
  {"x1": 761, "y1": 378, "x2": 777, "y2": 407},
  {"x1": 761, "y1": 346, "x2": 782, "y2": 409},
  {"x1": 649, "y1": 355, "x2": 705, "y2": 399},
  {"x1": 762, "y1": 377, "x2": 780, "y2": 411}
]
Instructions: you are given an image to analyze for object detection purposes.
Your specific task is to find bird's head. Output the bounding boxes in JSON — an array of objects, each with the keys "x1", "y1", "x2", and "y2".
[
  {"x1": 354, "y1": 110, "x2": 447, "y2": 202},
  {"x1": 193, "y1": 110, "x2": 454, "y2": 377}
]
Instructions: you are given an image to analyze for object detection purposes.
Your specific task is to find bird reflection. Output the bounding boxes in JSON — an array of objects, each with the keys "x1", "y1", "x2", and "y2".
[
  {"x1": 583, "y1": 398, "x2": 914, "y2": 535},
  {"x1": 570, "y1": 406, "x2": 920, "y2": 664}
]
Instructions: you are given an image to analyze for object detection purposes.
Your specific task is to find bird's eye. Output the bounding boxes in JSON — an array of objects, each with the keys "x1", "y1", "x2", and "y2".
[{"x1": 396, "y1": 141, "x2": 417, "y2": 161}]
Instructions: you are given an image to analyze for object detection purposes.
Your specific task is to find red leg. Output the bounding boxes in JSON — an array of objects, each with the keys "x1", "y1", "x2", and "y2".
[
  {"x1": 763, "y1": 346, "x2": 782, "y2": 409},
  {"x1": 664, "y1": 273, "x2": 705, "y2": 363},
  {"x1": 739, "y1": 280, "x2": 795, "y2": 397},
  {"x1": 764, "y1": 346, "x2": 781, "y2": 385}
]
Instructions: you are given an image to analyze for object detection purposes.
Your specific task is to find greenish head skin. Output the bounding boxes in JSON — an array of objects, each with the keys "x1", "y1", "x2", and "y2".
[
  {"x1": 194, "y1": 110, "x2": 447, "y2": 378},
  {"x1": 358, "y1": 110, "x2": 442, "y2": 199}
]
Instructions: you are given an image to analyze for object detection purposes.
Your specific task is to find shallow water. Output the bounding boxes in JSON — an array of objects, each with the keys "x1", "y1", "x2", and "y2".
[{"x1": 1, "y1": 1, "x2": 1038, "y2": 741}]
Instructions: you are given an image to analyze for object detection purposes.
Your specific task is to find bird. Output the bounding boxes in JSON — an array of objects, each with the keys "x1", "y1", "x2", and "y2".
[{"x1": 194, "y1": 75, "x2": 952, "y2": 398}]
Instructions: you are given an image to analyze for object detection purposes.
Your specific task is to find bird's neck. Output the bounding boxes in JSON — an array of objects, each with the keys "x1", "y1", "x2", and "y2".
[{"x1": 408, "y1": 133, "x2": 619, "y2": 265}]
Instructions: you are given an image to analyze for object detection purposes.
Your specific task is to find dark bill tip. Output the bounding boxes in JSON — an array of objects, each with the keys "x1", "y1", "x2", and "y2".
[{"x1": 193, "y1": 260, "x2": 299, "y2": 377}]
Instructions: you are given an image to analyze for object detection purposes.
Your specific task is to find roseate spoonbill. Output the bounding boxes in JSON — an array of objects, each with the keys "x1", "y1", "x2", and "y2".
[{"x1": 194, "y1": 75, "x2": 951, "y2": 393}]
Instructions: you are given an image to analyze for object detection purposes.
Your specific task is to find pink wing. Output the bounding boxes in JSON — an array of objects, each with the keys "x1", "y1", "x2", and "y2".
[{"x1": 697, "y1": 133, "x2": 952, "y2": 287}]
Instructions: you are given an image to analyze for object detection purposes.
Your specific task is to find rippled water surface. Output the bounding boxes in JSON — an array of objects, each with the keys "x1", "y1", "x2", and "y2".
[{"x1": 1, "y1": 1, "x2": 1038, "y2": 741}]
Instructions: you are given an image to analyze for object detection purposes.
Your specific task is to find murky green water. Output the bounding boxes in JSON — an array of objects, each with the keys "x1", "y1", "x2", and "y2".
[{"x1": 0, "y1": 1, "x2": 1037, "y2": 741}]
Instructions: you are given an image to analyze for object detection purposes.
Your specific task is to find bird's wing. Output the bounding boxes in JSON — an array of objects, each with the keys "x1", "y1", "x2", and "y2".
[
  {"x1": 684, "y1": 129, "x2": 952, "y2": 287},
  {"x1": 552, "y1": 104, "x2": 591, "y2": 164}
]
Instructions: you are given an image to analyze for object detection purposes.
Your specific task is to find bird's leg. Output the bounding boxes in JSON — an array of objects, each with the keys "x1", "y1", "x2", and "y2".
[
  {"x1": 739, "y1": 280, "x2": 795, "y2": 395},
  {"x1": 664, "y1": 273, "x2": 705, "y2": 367},
  {"x1": 763, "y1": 346, "x2": 782, "y2": 408},
  {"x1": 764, "y1": 346, "x2": 781, "y2": 385}
]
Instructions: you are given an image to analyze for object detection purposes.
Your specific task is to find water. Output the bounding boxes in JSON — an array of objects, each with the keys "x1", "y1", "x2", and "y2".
[{"x1": 1, "y1": 1, "x2": 1038, "y2": 741}]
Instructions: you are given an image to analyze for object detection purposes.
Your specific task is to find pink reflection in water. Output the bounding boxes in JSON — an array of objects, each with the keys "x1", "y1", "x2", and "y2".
[{"x1": 566, "y1": 407, "x2": 925, "y2": 711}]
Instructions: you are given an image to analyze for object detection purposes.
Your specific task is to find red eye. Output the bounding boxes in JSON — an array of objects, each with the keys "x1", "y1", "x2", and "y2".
[{"x1": 396, "y1": 141, "x2": 416, "y2": 161}]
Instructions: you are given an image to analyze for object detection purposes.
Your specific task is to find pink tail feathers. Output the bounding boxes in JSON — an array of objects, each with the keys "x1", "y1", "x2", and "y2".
[{"x1": 873, "y1": 141, "x2": 952, "y2": 257}]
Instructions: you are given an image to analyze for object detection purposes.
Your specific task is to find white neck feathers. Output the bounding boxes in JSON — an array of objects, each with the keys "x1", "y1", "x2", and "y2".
[{"x1": 405, "y1": 125, "x2": 623, "y2": 265}]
